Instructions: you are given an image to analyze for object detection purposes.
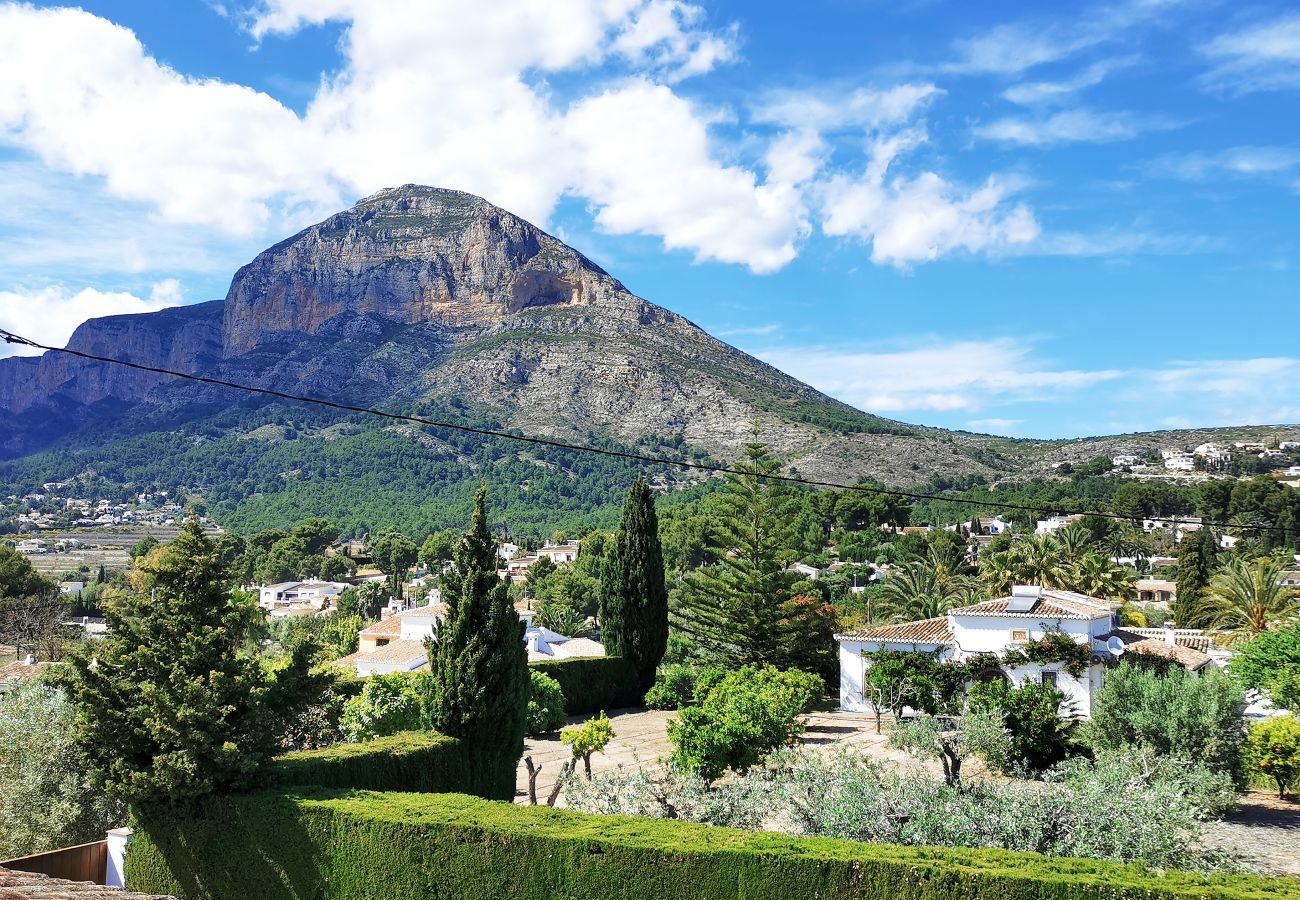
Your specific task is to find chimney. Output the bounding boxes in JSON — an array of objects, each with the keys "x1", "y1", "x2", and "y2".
[
  {"x1": 1164, "y1": 625, "x2": 1176, "y2": 645},
  {"x1": 23, "y1": 653, "x2": 34, "y2": 666},
  {"x1": 526, "y1": 631, "x2": 541, "y2": 654}
]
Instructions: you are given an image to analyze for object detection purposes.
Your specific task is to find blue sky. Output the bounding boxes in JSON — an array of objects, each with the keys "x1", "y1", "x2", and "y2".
[{"x1": 1, "y1": 0, "x2": 1298, "y2": 439}]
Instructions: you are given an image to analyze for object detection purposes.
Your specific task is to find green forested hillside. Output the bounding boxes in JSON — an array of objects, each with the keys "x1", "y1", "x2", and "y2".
[{"x1": 0, "y1": 400, "x2": 715, "y2": 539}]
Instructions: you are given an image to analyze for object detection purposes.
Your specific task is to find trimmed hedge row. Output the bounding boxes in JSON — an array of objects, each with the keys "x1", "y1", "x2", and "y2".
[
  {"x1": 265, "y1": 731, "x2": 513, "y2": 799},
  {"x1": 529, "y1": 655, "x2": 642, "y2": 716},
  {"x1": 127, "y1": 788, "x2": 1300, "y2": 900}
]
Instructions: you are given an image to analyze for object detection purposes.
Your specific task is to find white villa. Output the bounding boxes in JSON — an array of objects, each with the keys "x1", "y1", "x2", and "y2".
[
  {"x1": 338, "y1": 597, "x2": 602, "y2": 676},
  {"x1": 259, "y1": 580, "x2": 350, "y2": 613},
  {"x1": 835, "y1": 585, "x2": 1219, "y2": 720}
]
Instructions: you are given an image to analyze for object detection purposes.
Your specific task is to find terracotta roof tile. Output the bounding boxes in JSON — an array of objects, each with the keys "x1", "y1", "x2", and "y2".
[
  {"x1": 359, "y1": 616, "x2": 402, "y2": 637},
  {"x1": 836, "y1": 617, "x2": 953, "y2": 644},
  {"x1": 951, "y1": 590, "x2": 1115, "y2": 620},
  {"x1": 356, "y1": 639, "x2": 427, "y2": 665},
  {"x1": 0, "y1": 866, "x2": 176, "y2": 898},
  {"x1": 1102, "y1": 629, "x2": 1212, "y2": 670}
]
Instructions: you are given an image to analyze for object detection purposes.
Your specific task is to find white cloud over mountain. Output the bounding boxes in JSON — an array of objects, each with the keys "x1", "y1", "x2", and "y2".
[{"x1": 0, "y1": 1, "x2": 1039, "y2": 274}]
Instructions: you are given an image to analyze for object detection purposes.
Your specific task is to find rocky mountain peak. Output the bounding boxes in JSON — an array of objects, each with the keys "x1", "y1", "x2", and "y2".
[{"x1": 221, "y1": 184, "x2": 627, "y2": 357}]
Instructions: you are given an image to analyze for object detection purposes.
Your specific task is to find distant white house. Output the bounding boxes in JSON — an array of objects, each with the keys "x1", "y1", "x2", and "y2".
[
  {"x1": 1112, "y1": 454, "x2": 1141, "y2": 468},
  {"x1": 1286, "y1": 466, "x2": 1300, "y2": 478},
  {"x1": 258, "y1": 580, "x2": 350, "y2": 612},
  {"x1": 536, "y1": 542, "x2": 581, "y2": 565},
  {"x1": 1035, "y1": 515, "x2": 1084, "y2": 536},
  {"x1": 835, "y1": 586, "x2": 1216, "y2": 720},
  {"x1": 340, "y1": 597, "x2": 587, "y2": 677},
  {"x1": 15, "y1": 539, "x2": 46, "y2": 554},
  {"x1": 1135, "y1": 578, "x2": 1176, "y2": 605},
  {"x1": 1279, "y1": 441, "x2": 1300, "y2": 451},
  {"x1": 1163, "y1": 453, "x2": 1196, "y2": 472}
]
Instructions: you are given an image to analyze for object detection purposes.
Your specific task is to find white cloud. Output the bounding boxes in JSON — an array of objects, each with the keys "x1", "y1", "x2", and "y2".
[
  {"x1": 1153, "y1": 357, "x2": 1300, "y2": 397},
  {"x1": 0, "y1": 1, "x2": 807, "y2": 273},
  {"x1": 1001, "y1": 56, "x2": 1139, "y2": 105},
  {"x1": 1200, "y1": 13, "x2": 1300, "y2": 94},
  {"x1": 1147, "y1": 146, "x2": 1300, "y2": 181},
  {"x1": 755, "y1": 338, "x2": 1122, "y2": 413},
  {"x1": 752, "y1": 83, "x2": 942, "y2": 132},
  {"x1": 0, "y1": 281, "x2": 184, "y2": 357},
  {"x1": 818, "y1": 131, "x2": 1040, "y2": 267},
  {"x1": 975, "y1": 108, "x2": 1175, "y2": 146}
]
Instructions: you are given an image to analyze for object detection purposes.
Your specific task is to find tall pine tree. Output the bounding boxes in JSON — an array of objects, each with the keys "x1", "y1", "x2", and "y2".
[
  {"x1": 430, "y1": 486, "x2": 528, "y2": 800},
  {"x1": 599, "y1": 478, "x2": 668, "y2": 691},
  {"x1": 671, "y1": 432, "x2": 801, "y2": 667},
  {"x1": 59, "y1": 521, "x2": 272, "y2": 804},
  {"x1": 1176, "y1": 526, "x2": 1218, "y2": 627}
]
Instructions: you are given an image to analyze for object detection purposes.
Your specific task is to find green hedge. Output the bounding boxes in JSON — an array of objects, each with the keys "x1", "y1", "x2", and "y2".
[
  {"x1": 266, "y1": 731, "x2": 515, "y2": 801},
  {"x1": 128, "y1": 789, "x2": 1299, "y2": 900},
  {"x1": 529, "y1": 656, "x2": 642, "y2": 716}
]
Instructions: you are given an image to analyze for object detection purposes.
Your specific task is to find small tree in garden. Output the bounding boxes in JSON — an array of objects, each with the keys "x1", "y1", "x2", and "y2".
[
  {"x1": 429, "y1": 487, "x2": 529, "y2": 798},
  {"x1": 58, "y1": 521, "x2": 275, "y2": 803},
  {"x1": 863, "y1": 650, "x2": 923, "y2": 734},
  {"x1": 1087, "y1": 662, "x2": 1247, "y2": 786},
  {"x1": 561, "y1": 711, "x2": 615, "y2": 778},
  {"x1": 967, "y1": 679, "x2": 1077, "y2": 773},
  {"x1": 1247, "y1": 715, "x2": 1300, "y2": 799},
  {"x1": 667, "y1": 665, "x2": 822, "y2": 781},
  {"x1": 888, "y1": 712, "x2": 1010, "y2": 786},
  {"x1": 599, "y1": 478, "x2": 669, "y2": 691},
  {"x1": 339, "y1": 672, "x2": 427, "y2": 741}
]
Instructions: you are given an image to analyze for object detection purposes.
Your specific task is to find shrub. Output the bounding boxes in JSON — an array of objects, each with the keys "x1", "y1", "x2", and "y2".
[
  {"x1": 265, "y1": 730, "x2": 494, "y2": 795},
  {"x1": 339, "y1": 672, "x2": 428, "y2": 741},
  {"x1": 644, "y1": 663, "x2": 725, "y2": 710},
  {"x1": 967, "y1": 680, "x2": 1077, "y2": 773},
  {"x1": 1086, "y1": 662, "x2": 1247, "y2": 786},
  {"x1": 0, "y1": 681, "x2": 124, "y2": 859},
  {"x1": 1247, "y1": 715, "x2": 1300, "y2": 799},
  {"x1": 771, "y1": 748, "x2": 1239, "y2": 873},
  {"x1": 526, "y1": 670, "x2": 566, "y2": 735},
  {"x1": 126, "y1": 786, "x2": 1293, "y2": 899},
  {"x1": 667, "y1": 665, "x2": 821, "y2": 781},
  {"x1": 529, "y1": 655, "x2": 642, "y2": 715}
]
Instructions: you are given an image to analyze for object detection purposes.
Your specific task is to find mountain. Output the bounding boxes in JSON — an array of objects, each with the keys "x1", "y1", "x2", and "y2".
[{"x1": 2, "y1": 185, "x2": 1297, "y2": 534}]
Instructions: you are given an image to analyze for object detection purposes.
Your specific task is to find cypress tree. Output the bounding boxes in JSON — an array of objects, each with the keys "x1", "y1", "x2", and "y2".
[
  {"x1": 430, "y1": 486, "x2": 528, "y2": 799},
  {"x1": 59, "y1": 520, "x2": 271, "y2": 804},
  {"x1": 1176, "y1": 526, "x2": 1218, "y2": 627},
  {"x1": 600, "y1": 477, "x2": 668, "y2": 691}
]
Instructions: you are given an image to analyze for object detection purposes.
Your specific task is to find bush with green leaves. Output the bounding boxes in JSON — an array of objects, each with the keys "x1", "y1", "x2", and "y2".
[
  {"x1": 1228, "y1": 627, "x2": 1300, "y2": 710},
  {"x1": 643, "y1": 663, "x2": 726, "y2": 710},
  {"x1": 1246, "y1": 715, "x2": 1300, "y2": 799},
  {"x1": 0, "y1": 681, "x2": 125, "y2": 859},
  {"x1": 1086, "y1": 662, "x2": 1247, "y2": 786},
  {"x1": 967, "y1": 679, "x2": 1078, "y2": 773},
  {"x1": 339, "y1": 672, "x2": 428, "y2": 742},
  {"x1": 526, "y1": 670, "x2": 566, "y2": 735},
  {"x1": 667, "y1": 665, "x2": 822, "y2": 781},
  {"x1": 564, "y1": 747, "x2": 1240, "y2": 874}
]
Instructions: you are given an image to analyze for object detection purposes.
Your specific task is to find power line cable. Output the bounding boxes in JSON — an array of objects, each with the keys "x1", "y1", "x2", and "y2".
[{"x1": 1, "y1": 326, "x2": 1293, "y2": 534}]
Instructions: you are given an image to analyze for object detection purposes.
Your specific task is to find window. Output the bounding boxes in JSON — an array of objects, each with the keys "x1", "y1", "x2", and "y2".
[
  {"x1": 1009, "y1": 628, "x2": 1030, "y2": 643},
  {"x1": 1041, "y1": 671, "x2": 1058, "y2": 688}
]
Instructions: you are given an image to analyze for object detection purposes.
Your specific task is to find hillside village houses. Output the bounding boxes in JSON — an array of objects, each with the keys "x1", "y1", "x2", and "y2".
[
  {"x1": 258, "y1": 580, "x2": 351, "y2": 616},
  {"x1": 836, "y1": 585, "x2": 1225, "y2": 719}
]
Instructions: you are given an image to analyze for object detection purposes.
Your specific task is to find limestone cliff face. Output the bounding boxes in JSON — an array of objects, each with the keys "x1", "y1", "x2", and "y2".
[
  {"x1": 221, "y1": 186, "x2": 627, "y2": 357},
  {"x1": 1, "y1": 301, "x2": 222, "y2": 415}
]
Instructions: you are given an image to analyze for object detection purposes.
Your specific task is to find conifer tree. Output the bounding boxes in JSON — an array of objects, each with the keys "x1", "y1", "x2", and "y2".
[
  {"x1": 671, "y1": 431, "x2": 800, "y2": 667},
  {"x1": 59, "y1": 521, "x2": 272, "y2": 804},
  {"x1": 600, "y1": 477, "x2": 668, "y2": 690},
  {"x1": 430, "y1": 486, "x2": 528, "y2": 799},
  {"x1": 1176, "y1": 526, "x2": 1218, "y2": 627}
]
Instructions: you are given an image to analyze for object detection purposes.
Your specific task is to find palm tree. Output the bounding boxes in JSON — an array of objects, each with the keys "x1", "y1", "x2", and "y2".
[
  {"x1": 1201, "y1": 556, "x2": 1300, "y2": 641},
  {"x1": 881, "y1": 561, "x2": 977, "y2": 621},
  {"x1": 1068, "y1": 552, "x2": 1136, "y2": 601},
  {"x1": 1010, "y1": 534, "x2": 1072, "y2": 590},
  {"x1": 1056, "y1": 525, "x2": 1093, "y2": 563}
]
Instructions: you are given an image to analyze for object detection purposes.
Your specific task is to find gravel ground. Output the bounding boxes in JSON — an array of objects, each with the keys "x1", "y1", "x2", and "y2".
[{"x1": 1204, "y1": 791, "x2": 1300, "y2": 876}]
